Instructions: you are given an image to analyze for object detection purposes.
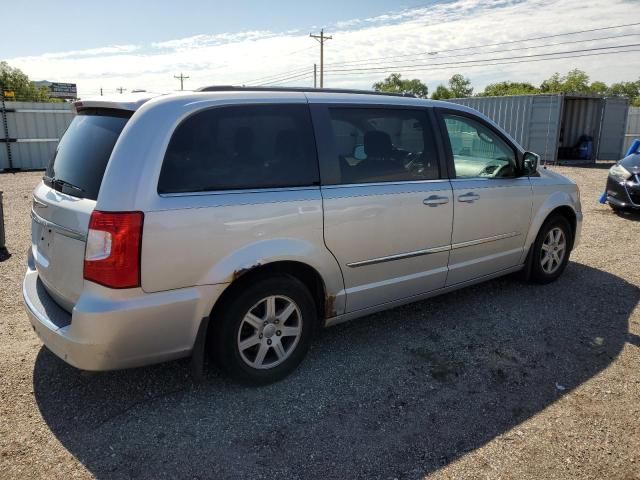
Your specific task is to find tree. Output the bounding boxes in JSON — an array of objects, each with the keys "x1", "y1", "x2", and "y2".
[
  {"x1": 589, "y1": 81, "x2": 608, "y2": 95},
  {"x1": 540, "y1": 69, "x2": 591, "y2": 94},
  {"x1": 537, "y1": 70, "x2": 640, "y2": 103},
  {"x1": 372, "y1": 73, "x2": 429, "y2": 98},
  {"x1": 562, "y1": 69, "x2": 591, "y2": 93},
  {"x1": 478, "y1": 81, "x2": 539, "y2": 97},
  {"x1": 448, "y1": 73, "x2": 473, "y2": 98},
  {"x1": 430, "y1": 84, "x2": 452, "y2": 100},
  {"x1": 0, "y1": 61, "x2": 52, "y2": 102},
  {"x1": 608, "y1": 80, "x2": 640, "y2": 100}
]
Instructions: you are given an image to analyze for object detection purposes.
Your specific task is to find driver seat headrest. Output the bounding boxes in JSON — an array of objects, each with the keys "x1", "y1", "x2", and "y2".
[{"x1": 364, "y1": 130, "x2": 393, "y2": 158}]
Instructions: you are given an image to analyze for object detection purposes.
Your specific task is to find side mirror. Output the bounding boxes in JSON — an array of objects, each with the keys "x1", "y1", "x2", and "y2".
[{"x1": 523, "y1": 151, "x2": 540, "y2": 174}]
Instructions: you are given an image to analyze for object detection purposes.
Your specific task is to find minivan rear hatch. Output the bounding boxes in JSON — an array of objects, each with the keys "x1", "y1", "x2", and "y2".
[{"x1": 32, "y1": 108, "x2": 131, "y2": 311}]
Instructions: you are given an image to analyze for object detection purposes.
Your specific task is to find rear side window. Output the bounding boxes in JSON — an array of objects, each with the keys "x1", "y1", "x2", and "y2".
[
  {"x1": 327, "y1": 108, "x2": 439, "y2": 184},
  {"x1": 158, "y1": 104, "x2": 319, "y2": 193},
  {"x1": 45, "y1": 110, "x2": 130, "y2": 200}
]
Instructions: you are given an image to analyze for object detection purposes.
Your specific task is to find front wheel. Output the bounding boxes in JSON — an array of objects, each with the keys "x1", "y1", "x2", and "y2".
[
  {"x1": 529, "y1": 215, "x2": 573, "y2": 284},
  {"x1": 210, "y1": 275, "x2": 316, "y2": 385}
]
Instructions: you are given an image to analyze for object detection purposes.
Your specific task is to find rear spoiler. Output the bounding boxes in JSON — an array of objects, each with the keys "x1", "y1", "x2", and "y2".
[
  {"x1": 72, "y1": 94, "x2": 162, "y2": 114},
  {"x1": 73, "y1": 106, "x2": 134, "y2": 118}
]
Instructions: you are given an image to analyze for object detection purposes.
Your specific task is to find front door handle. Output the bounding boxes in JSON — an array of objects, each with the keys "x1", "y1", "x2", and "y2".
[
  {"x1": 458, "y1": 192, "x2": 480, "y2": 203},
  {"x1": 423, "y1": 195, "x2": 450, "y2": 207}
]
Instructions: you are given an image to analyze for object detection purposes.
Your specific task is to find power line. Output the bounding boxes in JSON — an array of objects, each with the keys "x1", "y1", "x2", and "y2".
[
  {"x1": 277, "y1": 74, "x2": 314, "y2": 86},
  {"x1": 310, "y1": 29, "x2": 332, "y2": 88},
  {"x1": 324, "y1": 42, "x2": 640, "y2": 74},
  {"x1": 426, "y1": 21, "x2": 640, "y2": 53},
  {"x1": 324, "y1": 31, "x2": 640, "y2": 69},
  {"x1": 260, "y1": 69, "x2": 315, "y2": 86},
  {"x1": 240, "y1": 46, "x2": 316, "y2": 84},
  {"x1": 325, "y1": 48, "x2": 640, "y2": 78},
  {"x1": 324, "y1": 21, "x2": 640, "y2": 68},
  {"x1": 245, "y1": 66, "x2": 312, "y2": 86}
]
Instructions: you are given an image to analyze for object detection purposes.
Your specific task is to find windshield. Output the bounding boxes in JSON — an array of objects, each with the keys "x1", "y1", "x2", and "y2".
[{"x1": 44, "y1": 109, "x2": 130, "y2": 200}]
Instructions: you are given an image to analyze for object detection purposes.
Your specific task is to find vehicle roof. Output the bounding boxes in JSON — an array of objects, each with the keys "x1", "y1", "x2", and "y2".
[{"x1": 75, "y1": 88, "x2": 464, "y2": 112}]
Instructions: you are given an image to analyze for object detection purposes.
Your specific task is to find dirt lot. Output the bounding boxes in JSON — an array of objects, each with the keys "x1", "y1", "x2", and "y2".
[{"x1": 0, "y1": 166, "x2": 639, "y2": 480}]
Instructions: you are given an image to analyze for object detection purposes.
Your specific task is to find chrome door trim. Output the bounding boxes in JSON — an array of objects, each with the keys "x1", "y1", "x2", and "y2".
[
  {"x1": 347, "y1": 231, "x2": 520, "y2": 268},
  {"x1": 31, "y1": 210, "x2": 87, "y2": 242},
  {"x1": 346, "y1": 245, "x2": 451, "y2": 268},
  {"x1": 451, "y1": 231, "x2": 520, "y2": 250}
]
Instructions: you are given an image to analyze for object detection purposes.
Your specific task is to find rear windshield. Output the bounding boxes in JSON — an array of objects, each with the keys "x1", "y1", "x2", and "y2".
[{"x1": 44, "y1": 109, "x2": 130, "y2": 200}]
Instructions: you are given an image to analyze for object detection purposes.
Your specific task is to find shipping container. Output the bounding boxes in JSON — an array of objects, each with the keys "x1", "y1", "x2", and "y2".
[
  {"x1": 448, "y1": 94, "x2": 629, "y2": 163},
  {"x1": 0, "y1": 101, "x2": 73, "y2": 171},
  {"x1": 623, "y1": 106, "x2": 640, "y2": 155}
]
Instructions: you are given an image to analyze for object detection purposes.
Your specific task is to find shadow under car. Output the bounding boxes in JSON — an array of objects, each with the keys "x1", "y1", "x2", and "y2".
[{"x1": 33, "y1": 262, "x2": 638, "y2": 479}]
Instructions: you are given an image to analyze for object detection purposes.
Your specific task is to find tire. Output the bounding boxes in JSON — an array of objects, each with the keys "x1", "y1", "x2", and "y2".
[
  {"x1": 528, "y1": 214, "x2": 573, "y2": 284},
  {"x1": 209, "y1": 275, "x2": 316, "y2": 385}
]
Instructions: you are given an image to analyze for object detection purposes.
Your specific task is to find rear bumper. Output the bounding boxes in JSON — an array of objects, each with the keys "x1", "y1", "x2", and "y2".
[{"x1": 23, "y1": 266, "x2": 227, "y2": 371}]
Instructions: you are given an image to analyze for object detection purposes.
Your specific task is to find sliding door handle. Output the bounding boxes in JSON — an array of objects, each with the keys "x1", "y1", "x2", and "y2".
[
  {"x1": 458, "y1": 192, "x2": 480, "y2": 203},
  {"x1": 423, "y1": 195, "x2": 450, "y2": 207}
]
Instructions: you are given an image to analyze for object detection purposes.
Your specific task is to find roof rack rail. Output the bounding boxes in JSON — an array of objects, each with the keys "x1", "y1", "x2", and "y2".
[{"x1": 196, "y1": 85, "x2": 416, "y2": 98}]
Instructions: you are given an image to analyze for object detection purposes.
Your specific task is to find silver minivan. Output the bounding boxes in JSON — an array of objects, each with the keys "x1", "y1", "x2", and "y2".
[{"x1": 23, "y1": 87, "x2": 582, "y2": 384}]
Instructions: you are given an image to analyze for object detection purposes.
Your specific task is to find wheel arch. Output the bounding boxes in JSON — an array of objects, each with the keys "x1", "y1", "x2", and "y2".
[
  {"x1": 546, "y1": 205, "x2": 577, "y2": 249},
  {"x1": 523, "y1": 191, "x2": 580, "y2": 263},
  {"x1": 208, "y1": 260, "x2": 337, "y2": 336}
]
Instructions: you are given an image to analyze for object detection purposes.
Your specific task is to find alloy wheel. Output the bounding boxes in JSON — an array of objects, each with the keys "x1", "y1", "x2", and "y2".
[
  {"x1": 540, "y1": 227, "x2": 566, "y2": 274},
  {"x1": 236, "y1": 295, "x2": 303, "y2": 369}
]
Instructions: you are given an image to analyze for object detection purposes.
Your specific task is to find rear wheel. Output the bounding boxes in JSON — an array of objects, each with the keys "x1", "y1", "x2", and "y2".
[
  {"x1": 210, "y1": 275, "x2": 316, "y2": 385},
  {"x1": 529, "y1": 215, "x2": 573, "y2": 284}
]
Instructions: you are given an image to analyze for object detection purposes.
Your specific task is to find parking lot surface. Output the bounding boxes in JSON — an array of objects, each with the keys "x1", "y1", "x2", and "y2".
[{"x1": 0, "y1": 165, "x2": 639, "y2": 480}]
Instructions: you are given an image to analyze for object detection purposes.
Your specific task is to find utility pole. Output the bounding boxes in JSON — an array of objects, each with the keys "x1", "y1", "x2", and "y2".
[
  {"x1": 100, "y1": 87, "x2": 103, "y2": 96},
  {"x1": 313, "y1": 64, "x2": 317, "y2": 88},
  {"x1": 310, "y1": 29, "x2": 332, "y2": 88},
  {"x1": 116, "y1": 87, "x2": 126, "y2": 94},
  {"x1": 174, "y1": 73, "x2": 190, "y2": 91}
]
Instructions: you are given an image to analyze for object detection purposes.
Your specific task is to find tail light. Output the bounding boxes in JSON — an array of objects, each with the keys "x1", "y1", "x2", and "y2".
[{"x1": 84, "y1": 211, "x2": 144, "y2": 289}]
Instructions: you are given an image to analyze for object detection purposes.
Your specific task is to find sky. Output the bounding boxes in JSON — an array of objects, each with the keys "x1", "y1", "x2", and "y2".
[{"x1": 3, "y1": 0, "x2": 640, "y2": 97}]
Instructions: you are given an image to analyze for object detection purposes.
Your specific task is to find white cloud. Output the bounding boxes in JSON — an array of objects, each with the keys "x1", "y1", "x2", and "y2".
[
  {"x1": 7, "y1": 0, "x2": 640, "y2": 98},
  {"x1": 151, "y1": 30, "x2": 277, "y2": 50},
  {"x1": 16, "y1": 44, "x2": 140, "y2": 61}
]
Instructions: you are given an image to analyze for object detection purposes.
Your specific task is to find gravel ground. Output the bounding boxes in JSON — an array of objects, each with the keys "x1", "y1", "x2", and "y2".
[{"x1": 0, "y1": 166, "x2": 639, "y2": 480}]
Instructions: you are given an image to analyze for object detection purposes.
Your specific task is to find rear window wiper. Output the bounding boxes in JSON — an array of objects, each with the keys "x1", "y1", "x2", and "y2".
[{"x1": 48, "y1": 177, "x2": 85, "y2": 195}]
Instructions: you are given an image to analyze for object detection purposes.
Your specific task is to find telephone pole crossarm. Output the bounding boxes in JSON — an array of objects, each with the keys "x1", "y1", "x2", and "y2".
[{"x1": 174, "y1": 73, "x2": 190, "y2": 91}]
